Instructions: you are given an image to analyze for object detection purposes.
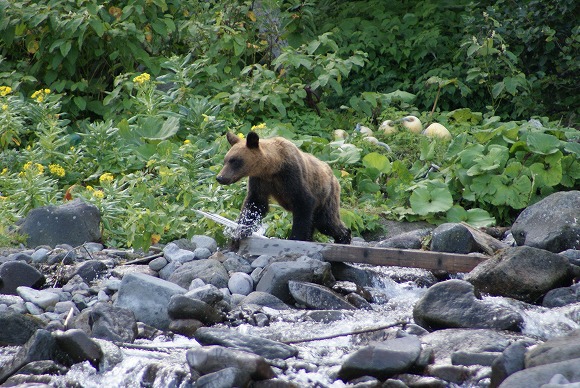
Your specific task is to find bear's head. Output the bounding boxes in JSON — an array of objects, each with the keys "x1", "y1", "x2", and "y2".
[{"x1": 216, "y1": 131, "x2": 263, "y2": 185}]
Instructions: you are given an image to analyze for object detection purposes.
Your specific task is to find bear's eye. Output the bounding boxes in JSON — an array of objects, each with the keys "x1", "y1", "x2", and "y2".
[{"x1": 228, "y1": 157, "x2": 244, "y2": 170}]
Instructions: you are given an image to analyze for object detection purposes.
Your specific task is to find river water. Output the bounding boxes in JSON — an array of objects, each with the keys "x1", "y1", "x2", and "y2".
[{"x1": 4, "y1": 266, "x2": 580, "y2": 387}]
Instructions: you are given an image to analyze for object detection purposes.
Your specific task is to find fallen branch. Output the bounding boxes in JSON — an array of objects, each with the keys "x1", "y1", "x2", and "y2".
[
  {"x1": 122, "y1": 252, "x2": 164, "y2": 266},
  {"x1": 281, "y1": 320, "x2": 407, "y2": 344}
]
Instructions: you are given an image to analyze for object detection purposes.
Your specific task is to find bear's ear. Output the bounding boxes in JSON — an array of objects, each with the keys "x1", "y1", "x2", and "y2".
[
  {"x1": 246, "y1": 131, "x2": 260, "y2": 149},
  {"x1": 226, "y1": 132, "x2": 241, "y2": 146}
]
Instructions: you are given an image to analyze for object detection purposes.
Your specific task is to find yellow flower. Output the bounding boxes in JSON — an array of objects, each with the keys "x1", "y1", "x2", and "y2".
[
  {"x1": 183, "y1": 139, "x2": 191, "y2": 145},
  {"x1": 0, "y1": 86, "x2": 12, "y2": 97},
  {"x1": 237, "y1": 133, "x2": 245, "y2": 139},
  {"x1": 133, "y1": 73, "x2": 151, "y2": 84},
  {"x1": 49, "y1": 164, "x2": 65, "y2": 177},
  {"x1": 151, "y1": 234, "x2": 161, "y2": 245},
  {"x1": 31, "y1": 89, "x2": 50, "y2": 103},
  {"x1": 250, "y1": 123, "x2": 266, "y2": 131},
  {"x1": 86, "y1": 185, "x2": 94, "y2": 191},
  {"x1": 22, "y1": 162, "x2": 44, "y2": 175},
  {"x1": 2, "y1": 104, "x2": 7, "y2": 111},
  {"x1": 1, "y1": 168, "x2": 7, "y2": 175},
  {"x1": 93, "y1": 190, "x2": 105, "y2": 199},
  {"x1": 99, "y1": 172, "x2": 114, "y2": 183}
]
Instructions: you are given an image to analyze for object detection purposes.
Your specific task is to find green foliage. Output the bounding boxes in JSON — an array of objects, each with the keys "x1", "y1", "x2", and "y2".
[{"x1": 0, "y1": 0, "x2": 578, "y2": 250}]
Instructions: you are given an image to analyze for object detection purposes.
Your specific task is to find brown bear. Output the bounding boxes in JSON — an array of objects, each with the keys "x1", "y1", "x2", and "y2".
[{"x1": 216, "y1": 131, "x2": 351, "y2": 244}]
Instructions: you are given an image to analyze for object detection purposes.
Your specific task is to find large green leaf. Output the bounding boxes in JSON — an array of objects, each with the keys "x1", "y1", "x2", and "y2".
[
  {"x1": 137, "y1": 116, "x2": 181, "y2": 141},
  {"x1": 526, "y1": 132, "x2": 561, "y2": 155},
  {"x1": 362, "y1": 152, "x2": 391, "y2": 174},
  {"x1": 529, "y1": 151, "x2": 563, "y2": 187},
  {"x1": 410, "y1": 184, "x2": 453, "y2": 215}
]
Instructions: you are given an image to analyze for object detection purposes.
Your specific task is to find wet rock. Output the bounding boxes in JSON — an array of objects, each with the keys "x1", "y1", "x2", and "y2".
[
  {"x1": 195, "y1": 367, "x2": 251, "y2": 388},
  {"x1": 53, "y1": 328, "x2": 102, "y2": 367},
  {"x1": 331, "y1": 262, "x2": 382, "y2": 288},
  {"x1": 542, "y1": 283, "x2": 580, "y2": 307},
  {"x1": 0, "y1": 329, "x2": 62, "y2": 384},
  {"x1": 465, "y1": 246, "x2": 573, "y2": 303},
  {"x1": 168, "y1": 318, "x2": 204, "y2": 337},
  {"x1": 115, "y1": 272, "x2": 186, "y2": 330},
  {"x1": 376, "y1": 228, "x2": 432, "y2": 250},
  {"x1": 498, "y1": 358, "x2": 580, "y2": 388},
  {"x1": 228, "y1": 272, "x2": 254, "y2": 295},
  {"x1": 421, "y1": 329, "x2": 512, "y2": 364},
  {"x1": 451, "y1": 350, "x2": 502, "y2": 367},
  {"x1": 194, "y1": 327, "x2": 298, "y2": 359},
  {"x1": 16, "y1": 286, "x2": 60, "y2": 310},
  {"x1": 413, "y1": 279, "x2": 523, "y2": 331},
  {"x1": 167, "y1": 294, "x2": 224, "y2": 325},
  {"x1": 490, "y1": 341, "x2": 528, "y2": 388},
  {"x1": 191, "y1": 235, "x2": 217, "y2": 253},
  {"x1": 30, "y1": 247, "x2": 50, "y2": 263},
  {"x1": 256, "y1": 259, "x2": 334, "y2": 303},
  {"x1": 425, "y1": 364, "x2": 476, "y2": 384},
  {"x1": 167, "y1": 259, "x2": 229, "y2": 289},
  {"x1": 338, "y1": 335, "x2": 422, "y2": 381},
  {"x1": 81, "y1": 302, "x2": 138, "y2": 343},
  {"x1": 92, "y1": 338, "x2": 123, "y2": 372},
  {"x1": 288, "y1": 280, "x2": 356, "y2": 310},
  {"x1": 241, "y1": 291, "x2": 291, "y2": 310},
  {"x1": 511, "y1": 190, "x2": 580, "y2": 252},
  {"x1": 17, "y1": 199, "x2": 101, "y2": 248},
  {"x1": 193, "y1": 247, "x2": 212, "y2": 260},
  {"x1": 0, "y1": 261, "x2": 45, "y2": 295},
  {"x1": 148, "y1": 256, "x2": 168, "y2": 271},
  {"x1": 0, "y1": 310, "x2": 46, "y2": 345},
  {"x1": 186, "y1": 345, "x2": 276, "y2": 380},
  {"x1": 346, "y1": 293, "x2": 373, "y2": 309},
  {"x1": 430, "y1": 223, "x2": 476, "y2": 254},
  {"x1": 525, "y1": 329, "x2": 580, "y2": 368}
]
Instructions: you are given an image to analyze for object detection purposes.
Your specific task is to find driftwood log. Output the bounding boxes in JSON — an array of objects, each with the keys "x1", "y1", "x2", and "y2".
[{"x1": 239, "y1": 237, "x2": 490, "y2": 273}]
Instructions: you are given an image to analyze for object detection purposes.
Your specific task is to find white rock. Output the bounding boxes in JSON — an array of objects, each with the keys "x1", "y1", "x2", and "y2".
[{"x1": 228, "y1": 272, "x2": 254, "y2": 296}]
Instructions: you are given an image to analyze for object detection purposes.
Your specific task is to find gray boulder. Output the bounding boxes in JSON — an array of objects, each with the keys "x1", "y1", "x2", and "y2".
[
  {"x1": 195, "y1": 367, "x2": 250, "y2": 388},
  {"x1": 288, "y1": 281, "x2": 356, "y2": 310},
  {"x1": 421, "y1": 329, "x2": 512, "y2": 364},
  {"x1": 525, "y1": 329, "x2": 580, "y2": 368},
  {"x1": 413, "y1": 279, "x2": 523, "y2": 331},
  {"x1": 542, "y1": 283, "x2": 580, "y2": 307},
  {"x1": 53, "y1": 328, "x2": 102, "y2": 367},
  {"x1": 338, "y1": 336, "x2": 422, "y2": 381},
  {"x1": 256, "y1": 259, "x2": 334, "y2": 303},
  {"x1": 498, "y1": 358, "x2": 580, "y2": 388},
  {"x1": 376, "y1": 228, "x2": 432, "y2": 250},
  {"x1": 511, "y1": 190, "x2": 580, "y2": 252},
  {"x1": 75, "y1": 302, "x2": 138, "y2": 343},
  {"x1": 186, "y1": 345, "x2": 275, "y2": 380},
  {"x1": 167, "y1": 259, "x2": 229, "y2": 289},
  {"x1": 465, "y1": 246, "x2": 573, "y2": 303},
  {"x1": 0, "y1": 261, "x2": 45, "y2": 295},
  {"x1": 17, "y1": 199, "x2": 101, "y2": 248},
  {"x1": 490, "y1": 341, "x2": 529, "y2": 388},
  {"x1": 241, "y1": 291, "x2": 291, "y2": 310},
  {"x1": 194, "y1": 327, "x2": 298, "y2": 359},
  {"x1": 0, "y1": 310, "x2": 45, "y2": 346},
  {"x1": 430, "y1": 223, "x2": 477, "y2": 254},
  {"x1": 114, "y1": 272, "x2": 187, "y2": 330},
  {"x1": 190, "y1": 235, "x2": 218, "y2": 253},
  {"x1": 167, "y1": 294, "x2": 224, "y2": 325}
]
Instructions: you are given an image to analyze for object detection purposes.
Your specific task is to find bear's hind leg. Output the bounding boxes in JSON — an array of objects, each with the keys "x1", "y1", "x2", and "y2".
[{"x1": 314, "y1": 210, "x2": 351, "y2": 244}]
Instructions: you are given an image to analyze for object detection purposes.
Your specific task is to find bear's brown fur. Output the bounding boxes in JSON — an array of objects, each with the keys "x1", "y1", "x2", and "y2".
[{"x1": 216, "y1": 131, "x2": 351, "y2": 244}]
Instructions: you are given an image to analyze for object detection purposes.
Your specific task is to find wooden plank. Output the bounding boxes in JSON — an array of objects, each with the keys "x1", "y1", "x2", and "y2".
[{"x1": 238, "y1": 237, "x2": 489, "y2": 273}]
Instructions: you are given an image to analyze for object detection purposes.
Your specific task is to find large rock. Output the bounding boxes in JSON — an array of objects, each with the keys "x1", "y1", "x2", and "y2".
[
  {"x1": 17, "y1": 199, "x2": 101, "y2": 248},
  {"x1": 525, "y1": 329, "x2": 580, "y2": 368},
  {"x1": 288, "y1": 281, "x2": 356, "y2": 310},
  {"x1": 194, "y1": 327, "x2": 298, "y2": 360},
  {"x1": 115, "y1": 272, "x2": 187, "y2": 330},
  {"x1": 465, "y1": 246, "x2": 573, "y2": 303},
  {"x1": 511, "y1": 190, "x2": 580, "y2": 252},
  {"x1": 490, "y1": 341, "x2": 528, "y2": 388},
  {"x1": 338, "y1": 336, "x2": 422, "y2": 381},
  {"x1": 0, "y1": 261, "x2": 45, "y2": 295},
  {"x1": 186, "y1": 345, "x2": 275, "y2": 380},
  {"x1": 167, "y1": 295, "x2": 224, "y2": 325},
  {"x1": 376, "y1": 228, "x2": 432, "y2": 250},
  {"x1": 256, "y1": 258, "x2": 334, "y2": 303},
  {"x1": 498, "y1": 358, "x2": 580, "y2": 388},
  {"x1": 413, "y1": 279, "x2": 523, "y2": 331},
  {"x1": 421, "y1": 329, "x2": 512, "y2": 364},
  {"x1": 542, "y1": 283, "x2": 580, "y2": 307},
  {"x1": 167, "y1": 259, "x2": 229, "y2": 289},
  {"x1": 73, "y1": 302, "x2": 138, "y2": 343},
  {"x1": 430, "y1": 223, "x2": 476, "y2": 254},
  {"x1": 0, "y1": 310, "x2": 46, "y2": 346}
]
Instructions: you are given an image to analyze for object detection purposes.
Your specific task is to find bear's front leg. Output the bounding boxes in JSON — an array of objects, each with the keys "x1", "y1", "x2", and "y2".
[
  {"x1": 235, "y1": 179, "x2": 269, "y2": 240},
  {"x1": 289, "y1": 202, "x2": 315, "y2": 241}
]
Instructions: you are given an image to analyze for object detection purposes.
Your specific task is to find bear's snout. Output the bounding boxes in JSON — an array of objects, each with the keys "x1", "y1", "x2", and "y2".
[{"x1": 216, "y1": 175, "x2": 229, "y2": 184}]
